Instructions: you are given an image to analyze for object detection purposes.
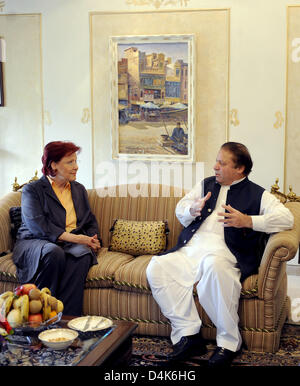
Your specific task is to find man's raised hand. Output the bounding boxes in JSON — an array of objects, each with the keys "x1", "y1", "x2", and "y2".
[
  {"x1": 217, "y1": 204, "x2": 253, "y2": 228},
  {"x1": 189, "y1": 192, "x2": 212, "y2": 217}
]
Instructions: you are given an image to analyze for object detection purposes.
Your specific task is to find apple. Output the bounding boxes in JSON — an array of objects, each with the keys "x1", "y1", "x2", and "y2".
[
  {"x1": 14, "y1": 285, "x2": 23, "y2": 297},
  {"x1": 28, "y1": 313, "x2": 42, "y2": 327},
  {"x1": 22, "y1": 284, "x2": 37, "y2": 295},
  {"x1": 14, "y1": 283, "x2": 37, "y2": 296}
]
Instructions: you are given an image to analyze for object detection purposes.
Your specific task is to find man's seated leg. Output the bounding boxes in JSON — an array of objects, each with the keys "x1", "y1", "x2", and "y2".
[
  {"x1": 146, "y1": 255, "x2": 206, "y2": 360},
  {"x1": 196, "y1": 253, "x2": 242, "y2": 366}
]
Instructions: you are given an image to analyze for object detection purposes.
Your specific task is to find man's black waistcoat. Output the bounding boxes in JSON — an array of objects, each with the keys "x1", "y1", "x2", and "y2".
[{"x1": 161, "y1": 176, "x2": 268, "y2": 282}]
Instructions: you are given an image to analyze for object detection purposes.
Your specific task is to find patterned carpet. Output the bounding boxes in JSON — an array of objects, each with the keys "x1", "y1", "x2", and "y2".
[{"x1": 129, "y1": 323, "x2": 300, "y2": 367}]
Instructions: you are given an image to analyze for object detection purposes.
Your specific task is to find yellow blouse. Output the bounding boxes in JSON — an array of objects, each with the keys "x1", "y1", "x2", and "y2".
[{"x1": 47, "y1": 177, "x2": 77, "y2": 232}]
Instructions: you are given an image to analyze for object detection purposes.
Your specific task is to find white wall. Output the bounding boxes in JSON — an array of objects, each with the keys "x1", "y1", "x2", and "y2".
[{"x1": 1, "y1": 0, "x2": 300, "y2": 197}]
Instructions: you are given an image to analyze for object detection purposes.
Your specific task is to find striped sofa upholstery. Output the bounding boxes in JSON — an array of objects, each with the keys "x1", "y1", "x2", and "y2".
[{"x1": 0, "y1": 184, "x2": 299, "y2": 353}]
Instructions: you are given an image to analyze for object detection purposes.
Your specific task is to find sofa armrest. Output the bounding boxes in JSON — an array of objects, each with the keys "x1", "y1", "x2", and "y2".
[
  {"x1": 257, "y1": 202, "x2": 300, "y2": 300},
  {"x1": 0, "y1": 192, "x2": 22, "y2": 254}
]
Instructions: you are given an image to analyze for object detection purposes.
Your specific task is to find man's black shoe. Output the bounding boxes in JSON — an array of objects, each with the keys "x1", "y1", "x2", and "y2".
[
  {"x1": 167, "y1": 333, "x2": 207, "y2": 361},
  {"x1": 208, "y1": 346, "x2": 239, "y2": 367}
]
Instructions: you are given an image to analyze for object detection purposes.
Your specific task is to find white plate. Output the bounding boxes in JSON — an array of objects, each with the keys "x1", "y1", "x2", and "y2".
[{"x1": 67, "y1": 316, "x2": 113, "y2": 332}]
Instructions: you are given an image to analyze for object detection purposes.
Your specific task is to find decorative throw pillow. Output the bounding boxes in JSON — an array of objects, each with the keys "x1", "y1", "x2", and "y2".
[
  {"x1": 9, "y1": 206, "x2": 22, "y2": 243},
  {"x1": 109, "y1": 219, "x2": 169, "y2": 256}
]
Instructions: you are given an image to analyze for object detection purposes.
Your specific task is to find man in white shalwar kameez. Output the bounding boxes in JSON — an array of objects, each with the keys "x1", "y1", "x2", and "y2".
[{"x1": 146, "y1": 142, "x2": 294, "y2": 367}]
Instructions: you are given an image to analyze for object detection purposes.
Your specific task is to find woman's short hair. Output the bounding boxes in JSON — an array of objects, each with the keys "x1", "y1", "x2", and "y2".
[
  {"x1": 221, "y1": 142, "x2": 253, "y2": 176},
  {"x1": 41, "y1": 141, "x2": 81, "y2": 176}
]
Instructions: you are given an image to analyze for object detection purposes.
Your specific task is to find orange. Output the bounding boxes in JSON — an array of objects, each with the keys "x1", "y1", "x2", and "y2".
[{"x1": 49, "y1": 310, "x2": 58, "y2": 321}]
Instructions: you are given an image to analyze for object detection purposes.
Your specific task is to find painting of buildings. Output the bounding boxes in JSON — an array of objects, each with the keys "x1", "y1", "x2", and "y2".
[{"x1": 111, "y1": 35, "x2": 194, "y2": 160}]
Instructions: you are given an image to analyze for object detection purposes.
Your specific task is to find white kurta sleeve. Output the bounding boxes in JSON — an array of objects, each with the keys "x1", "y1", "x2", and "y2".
[
  {"x1": 175, "y1": 180, "x2": 204, "y2": 227},
  {"x1": 251, "y1": 190, "x2": 294, "y2": 233}
]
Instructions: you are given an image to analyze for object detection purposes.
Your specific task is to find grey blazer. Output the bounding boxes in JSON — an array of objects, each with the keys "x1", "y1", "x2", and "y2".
[{"x1": 12, "y1": 176, "x2": 100, "y2": 283}]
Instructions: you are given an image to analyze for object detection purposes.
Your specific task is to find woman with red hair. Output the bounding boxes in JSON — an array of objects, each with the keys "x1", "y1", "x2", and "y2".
[{"x1": 12, "y1": 141, "x2": 101, "y2": 316}]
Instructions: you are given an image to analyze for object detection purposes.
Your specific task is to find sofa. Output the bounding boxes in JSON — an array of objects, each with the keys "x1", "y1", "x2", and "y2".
[{"x1": 0, "y1": 182, "x2": 300, "y2": 353}]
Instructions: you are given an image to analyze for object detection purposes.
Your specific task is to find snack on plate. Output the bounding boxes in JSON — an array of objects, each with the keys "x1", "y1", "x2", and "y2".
[{"x1": 0, "y1": 284, "x2": 64, "y2": 329}]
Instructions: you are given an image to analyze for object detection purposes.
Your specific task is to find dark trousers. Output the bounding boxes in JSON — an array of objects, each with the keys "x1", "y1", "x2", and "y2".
[{"x1": 32, "y1": 243, "x2": 92, "y2": 316}]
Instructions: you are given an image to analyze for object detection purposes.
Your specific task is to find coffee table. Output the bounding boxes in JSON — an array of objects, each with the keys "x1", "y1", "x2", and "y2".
[
  {"x1": 72, "y1": 319, "x2": 138, "y2": 366},
  {"x1": 0, "y1": 316, "x2": 137, "y2": 366}
]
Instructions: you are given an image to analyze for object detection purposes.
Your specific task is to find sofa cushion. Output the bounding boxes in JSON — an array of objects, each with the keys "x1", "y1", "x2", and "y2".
[
  {"x1": 112, "y1": 253, "x2": 259, "y2": 298},
  {"x1": 109, "y1": 219, "x2": 168, "y2": 256},
  {"x1": 0, "y1": 247, "x2": 259, "y2": 300},
  {"x1": 85, "y1": 247, "x2": 135, "y2": 289},
  {"x1": 113, "y1": 254, "x2": 152, "y2": 294}
]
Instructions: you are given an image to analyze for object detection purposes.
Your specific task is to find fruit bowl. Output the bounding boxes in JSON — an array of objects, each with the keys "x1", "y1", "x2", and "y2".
[
  {"x1": 13, "y1": 312, "x2": 63, "y2": 335},
  {"x1": 38, "y1": 328, "x2": 78, "y2": 350},
  {"x1": 1, "y1": 286, "x2": 64, "y2": 337}
]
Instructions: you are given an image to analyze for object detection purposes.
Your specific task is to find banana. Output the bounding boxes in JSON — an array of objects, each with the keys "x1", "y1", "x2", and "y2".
[
  {"x1": 13, "y1": 297, "x2": 22, "y2": 310},
  {"x1": 41, "y1": 287, "x2": 51, "y2": 296},
  {"x1": 0, "y1": 294, "x2": 14, "y2": 318},
  {"x1": 0, "y1": 291, "x2": 14, "y2": 300},
  {"x1": 20, "y1": 294, "x2": 29, "y2": 323},
  {"x1": 41, "y1": 292, "x2": 51, "y2": 321},
  {"x1": 57, "y1": 300, "x2": 64, "y2": 314},
  {"x1": 0, "y1": 291, "x2": 14, "y2": 308}
]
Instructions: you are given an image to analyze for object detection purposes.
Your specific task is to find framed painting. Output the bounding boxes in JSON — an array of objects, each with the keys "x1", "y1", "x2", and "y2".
[{"x1": 109, "y1": 34, "x2": 195, "y2": 161}]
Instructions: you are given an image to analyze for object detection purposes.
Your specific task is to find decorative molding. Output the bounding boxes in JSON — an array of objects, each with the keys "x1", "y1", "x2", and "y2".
[
  {"x1": 90, "y1": 9, "x2": 229, "y2": 188},
  {"x1": 81, "y1": 107, "x2": 90, "y2": 124},
  {"x1": 44, "y1": 110, "x2": 52, "y2": 125},
  {"x1": 286, "y1": 6, "x2": 300, "y2": 194},
  {"x1": 126, "y1": 0, "x2": 190, "y2": 9},
  {"x1": 273, "y1": 111, "x2": 284, "y2": 129},
  {"x1": 229, "y1": 108, "x2": 240, "y2": 126}
]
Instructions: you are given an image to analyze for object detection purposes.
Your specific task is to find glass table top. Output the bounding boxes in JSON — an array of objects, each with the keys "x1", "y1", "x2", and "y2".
[{"x1": 0, "y1": 318, "x2": 115, "y2": 366}]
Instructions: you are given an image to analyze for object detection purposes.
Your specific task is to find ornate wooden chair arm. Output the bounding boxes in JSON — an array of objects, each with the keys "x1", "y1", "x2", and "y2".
[{"x1": 270, "y1": 178, "x2": 300, "y2": 203}]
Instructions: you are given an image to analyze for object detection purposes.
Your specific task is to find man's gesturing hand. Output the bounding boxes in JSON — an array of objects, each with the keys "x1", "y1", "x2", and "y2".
[
  {"x1": 217, "y1": 204, "x2": 253, "y2": 228},
  {"x1": 189, "y1": 192, "x2": 212, "y2": 217}
]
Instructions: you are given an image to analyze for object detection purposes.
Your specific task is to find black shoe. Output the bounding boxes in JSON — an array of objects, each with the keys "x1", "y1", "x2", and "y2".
[
  {"x1": 167, "y1": 332, "x2": 207, "y2": 361},
  {"x1": 208, "y1": 346, "x2": 239, "y2": 367}
]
